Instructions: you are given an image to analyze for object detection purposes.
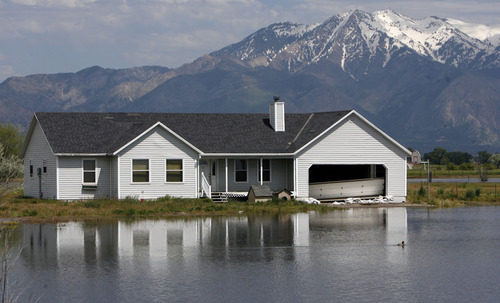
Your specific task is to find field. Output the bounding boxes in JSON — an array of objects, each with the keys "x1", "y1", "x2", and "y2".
[
  {"x1": 407, "y1": 182, "x2": 499, "y2": 206},
  {"x1": 408, "y1": 164, "x2": 500, "y2": 179}
]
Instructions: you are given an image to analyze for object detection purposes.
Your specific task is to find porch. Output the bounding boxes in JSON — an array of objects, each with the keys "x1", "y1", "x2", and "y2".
[
  {"x1": 198, "y1": 157, "x2": 295, "y2": 201},
  {"x1": 199, "y1": 159, "x2": 389, "y2": 203}
]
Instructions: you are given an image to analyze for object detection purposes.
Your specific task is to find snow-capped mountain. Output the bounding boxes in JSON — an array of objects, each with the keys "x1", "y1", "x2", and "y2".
[
  {"x1": 1, "y1": 9, "x2": 499, "y2": 152},
  {"x1": 212, "y1": 9, "x2": 500, "y2": 76}
]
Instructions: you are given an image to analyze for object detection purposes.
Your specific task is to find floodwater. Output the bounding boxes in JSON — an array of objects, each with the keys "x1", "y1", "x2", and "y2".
[{"x1": 3, "y1": 207, "x2": 500, "y2": 302}]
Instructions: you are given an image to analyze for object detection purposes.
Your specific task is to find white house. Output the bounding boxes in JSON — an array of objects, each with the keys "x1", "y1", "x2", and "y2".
[{"x1": 20, "y1": 99, "x2": 411, "y2": 202}]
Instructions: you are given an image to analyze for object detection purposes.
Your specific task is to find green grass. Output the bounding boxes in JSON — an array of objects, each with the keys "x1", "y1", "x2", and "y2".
[
  {"x1": 0, "y1": 190, "x2": 331, "y2": 222},
  {"x1": 407, "y1": 182, "x2": 500, "y2": 206},
  {"x1": 408, "y1": 164, "x2": 500, "y2": 178}
]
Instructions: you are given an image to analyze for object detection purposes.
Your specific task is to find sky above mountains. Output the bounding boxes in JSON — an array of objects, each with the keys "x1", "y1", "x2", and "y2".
[{"x1": 1, "y1": 0, "x2": 500, "y2": 82}]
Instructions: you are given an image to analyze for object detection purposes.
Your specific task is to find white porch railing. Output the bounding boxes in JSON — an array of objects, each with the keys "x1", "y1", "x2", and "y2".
[{"x1": 201, "y1": 172, "x2": 211, "y2": 199}]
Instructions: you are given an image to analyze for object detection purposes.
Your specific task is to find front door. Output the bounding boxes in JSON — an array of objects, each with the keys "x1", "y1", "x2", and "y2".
[
  {"x1": 210, "y1": 160, "x2": 218, "y2": 191},
  {"x1": 200, "y1": 160, "x2": 218, "y2": 191}
]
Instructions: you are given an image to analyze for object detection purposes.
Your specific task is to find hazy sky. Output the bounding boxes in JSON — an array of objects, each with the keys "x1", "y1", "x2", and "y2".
[{"x1": 1, "y1": 0, "x2": 500, "y2": 81}]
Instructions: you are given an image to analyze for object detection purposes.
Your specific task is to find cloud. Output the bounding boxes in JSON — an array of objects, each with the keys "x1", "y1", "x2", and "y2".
[
  {"x1": 0, "y1": 64, "x2": 16, "y2": 81},
  {"x1": 10, "y1": 0, "x2": 96, "y2": 7}
]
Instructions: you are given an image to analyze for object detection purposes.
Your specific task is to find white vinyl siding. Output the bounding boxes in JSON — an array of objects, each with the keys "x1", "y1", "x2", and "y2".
[
  {"x1": 296, "y1": 116, "x2": 408, "y2": 202},
  {"x1": 269, "y1": 101, "x2": 285, "y2": 132},
  {"x1": 117, "y1": 126, "x2": 198, "y2": 199},
  {"x1": 23, "y1": 122, "x2": 57, "y2": 199},
  {"x1": 110, "y1": 157, "x2": 118, "y2": 198},
  {"x1": 58, "y1": 156, "x2": 111, "y2": 200}
]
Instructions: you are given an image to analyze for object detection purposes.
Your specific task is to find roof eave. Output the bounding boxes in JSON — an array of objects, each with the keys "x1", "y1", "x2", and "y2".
[
  {"x1": 54, "y1": 153, "x2": 110, "y2": 157},
  {"x1": 201, "y1": 153, "x2": 295, "y2": 158}
]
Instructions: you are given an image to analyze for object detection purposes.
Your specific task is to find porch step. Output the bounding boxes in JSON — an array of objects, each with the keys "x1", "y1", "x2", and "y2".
[{"x1": 211, "y1": 192, "x2": 228, "y2": 203}]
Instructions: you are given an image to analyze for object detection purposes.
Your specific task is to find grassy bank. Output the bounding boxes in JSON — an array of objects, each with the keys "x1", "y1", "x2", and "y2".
[
  {"x1": 0, "y1": 188, "x2": 330, "y2": 222},
  {"x1": 2, "y1": 180, "x2": 499, "y2": 223},
  {"x1": 407, "y1": 182, "x2": 499, "y2": 207}
]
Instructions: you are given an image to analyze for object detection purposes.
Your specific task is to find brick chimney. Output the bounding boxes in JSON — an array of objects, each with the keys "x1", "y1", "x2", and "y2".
[{"x1": 269, "y1": 96, "x2": 285, "y2": 132}]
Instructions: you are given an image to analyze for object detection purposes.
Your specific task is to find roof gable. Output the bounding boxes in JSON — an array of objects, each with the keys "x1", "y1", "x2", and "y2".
[{"x1": 295, "y1": 110, "x2": 411, "y2": 156}]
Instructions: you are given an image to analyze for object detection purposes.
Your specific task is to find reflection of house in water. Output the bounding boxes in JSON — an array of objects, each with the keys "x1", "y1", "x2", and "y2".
[{"x1": 20, "y1": 209, "x2": 406, "y2": 265}]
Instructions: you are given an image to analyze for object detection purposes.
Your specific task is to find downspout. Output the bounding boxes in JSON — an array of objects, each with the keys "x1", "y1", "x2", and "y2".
[
  {"x1": 225, "y1": 158, "x2": 228, "y2": 193},
  {"x1": 293, "y1": 157, "x2": 298, "y2": 198},
  {"x1": 260, "y1": 158, "x2": 263, "y2": 186},
  {"x1": 37, "y1": 167, "x2": 42, "y2": 199},
  {"x1": 196, "y1": 158, "x2": 200, "y2": 198},
  {"x1": 56, "y1": 156, "x2": 59, "y2": 199},
  {"x1": 117, "y1": 157, "x2": 121, "y2": 199},
  {"x1": 109, "y1": 157, "x2": 112, "y2": 198}
]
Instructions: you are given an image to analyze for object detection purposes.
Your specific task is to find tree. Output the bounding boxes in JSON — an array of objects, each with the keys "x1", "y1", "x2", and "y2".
[
  {"x1": 424, "y1": 147, "x2": 449, "y2": 165},
  {"x1": 0, "y1": 144, "x2": 23, "y2": 198},
  {"x1": 0, "y1": 124, "x2": 23, "y2": 158},
  {"x1": 489, "y1": 153, "x2": 500, "y2": 168},
  {"x1": 447, "y1": 151, "x2": 473, "y2": 165},
  {"x1": 476, "y1": 151, "x2": 492, "y2": 165}
]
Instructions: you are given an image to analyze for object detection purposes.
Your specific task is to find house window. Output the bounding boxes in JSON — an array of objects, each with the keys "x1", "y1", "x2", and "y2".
[
  {"x1": 43, "y1": 160, "x2": 47, "y2": 174},
  {"x1": 235, "y1": 159, "x2": 247, "y2": 182},
  {"x1": 132, "y1": 159, "x2": 149, "y2": 183},
  {"x1": 258, "y1": 159, "x2": 271, "y2": 182},
  {"x1": 83, "y1": 159, "x2": 96, "y2": 184},
  {"x1": 29, "y1": 160, "x2": 33, "y2": 178},
  {"x1": 166, "y1": 159, "x2": 183, "y2": 182}
]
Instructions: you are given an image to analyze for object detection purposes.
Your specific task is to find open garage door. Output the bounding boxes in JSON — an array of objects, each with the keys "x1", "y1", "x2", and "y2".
[{"x1": 309, "y1": 164, "x2": 386, "y2": 200}]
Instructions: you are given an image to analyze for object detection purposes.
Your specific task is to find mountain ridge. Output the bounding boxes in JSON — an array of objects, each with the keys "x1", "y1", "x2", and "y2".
[{"x1": 1, "y1": 9, "x2": 499, "y2": 153}]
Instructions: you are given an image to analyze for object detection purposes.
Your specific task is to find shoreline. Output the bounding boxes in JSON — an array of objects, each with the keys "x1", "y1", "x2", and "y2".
[{"x1": 4, "y1": 201, "x2": 498, "y2": 225}]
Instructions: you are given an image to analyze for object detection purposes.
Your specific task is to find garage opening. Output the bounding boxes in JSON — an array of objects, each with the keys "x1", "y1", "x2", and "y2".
[{"x1": 309, "y1": 164, "x2": 386, "y2": 200}]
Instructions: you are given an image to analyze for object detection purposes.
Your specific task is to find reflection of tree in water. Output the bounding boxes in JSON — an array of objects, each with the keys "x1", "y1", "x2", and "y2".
[{"x1": 1, "y1": 221, "x2": 30, "y2": 303}]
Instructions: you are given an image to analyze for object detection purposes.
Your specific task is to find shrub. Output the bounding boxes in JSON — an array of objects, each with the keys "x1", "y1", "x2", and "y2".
[
  {"x1": 122, "y1": 196, "x2": 140, "y2": 204},
  {"x1": 459, "y1": 163, "x2": 474, "y2": 170},
  {"x1": 155, "y1": 195, "x2": 172, "y2": 202},
  {"x1": 418, "y1": 184, "x2": 426, "y2": 197},
  {"x1": 84, "y1": 200, "x2": 100, "y2": 208},
  {"x1": 125, "y1": 208, "x2": 136, "y2": 218},
  {"x1": 465, "y1": 189, "x2": 475, "y2": 200}
]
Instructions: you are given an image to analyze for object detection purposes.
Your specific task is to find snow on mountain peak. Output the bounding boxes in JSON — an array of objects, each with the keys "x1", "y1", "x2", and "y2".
[
  {"x1": 214, "y1": 9, "x2": 500, "y2": 71},
  {"x1": 271, "y1": 22, "x2": 318, "y2": 38}
]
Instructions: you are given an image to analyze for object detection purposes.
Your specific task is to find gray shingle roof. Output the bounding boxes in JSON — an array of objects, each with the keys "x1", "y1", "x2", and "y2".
[
  {"x1": 33, "y1": 111, "x2": 351, "y2": 155},
  {"x1": 249, "y1": 185, "x2": 272, "y2": 197}
]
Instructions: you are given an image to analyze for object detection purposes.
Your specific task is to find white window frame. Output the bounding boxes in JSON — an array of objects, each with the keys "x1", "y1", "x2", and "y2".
[
  {"x1": 82, "y1": 159, "x2": 97, "y2": 185},
  {"x1": 234, "y1": 159, "x2": 248, "y2": 183},
  {"x1": 165, "y1": 159, "x2": 183, "y2": 183},
  {"x1": 258, "y1": 159, "x2": 272, "y2": 183},
  {"x1": 132, "y1": 159, "x2": 150, "y2": 183}
]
